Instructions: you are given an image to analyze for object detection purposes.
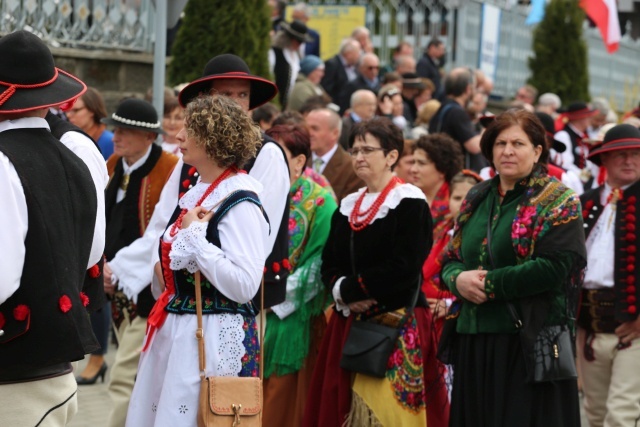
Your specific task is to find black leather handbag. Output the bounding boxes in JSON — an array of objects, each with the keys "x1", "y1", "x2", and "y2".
[
  {"x1": 339, "y1": 231, "x2": 419, "y2": 378},
  {"x1": 531, "y1": 324, "x2": 577, "y2": 383},
  {"x1": 340, "y1": 318, "x2": 401, "y2": 378}
]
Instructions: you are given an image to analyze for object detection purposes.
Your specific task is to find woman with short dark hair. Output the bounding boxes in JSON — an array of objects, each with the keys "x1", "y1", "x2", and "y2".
[
  {"x1": 303, "y1": 117, "x2": 449, "y2": 427},
  {"x1": 410, "y1": 133, "x2": 464, "y2": 228},
  {"x1": 441, "y1": 109, "x2": 586, "y2": 427}
]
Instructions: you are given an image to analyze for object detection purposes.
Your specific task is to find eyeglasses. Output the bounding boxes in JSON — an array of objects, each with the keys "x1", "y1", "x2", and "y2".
[
  {"x1": 348, "y1": 147, "x2": 386, "y2": 157},
  {"x1": 66, "y1": 107, "x2": 86, "y2": 115}
]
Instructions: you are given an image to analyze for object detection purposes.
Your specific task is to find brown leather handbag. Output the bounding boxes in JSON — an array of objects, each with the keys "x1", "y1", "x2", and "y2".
[{"x1": 195, "y1": 271, "x2": 264, "y2": 427}]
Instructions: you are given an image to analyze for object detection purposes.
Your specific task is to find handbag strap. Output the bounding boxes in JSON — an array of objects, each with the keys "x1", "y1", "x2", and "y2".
[
  {"x1": 349, "y1": 231, "x2": 421, "y2": 313},
  {"x1": 486, "y1": 199, "x2": 522, "y2": 329},
  {"x1": 194, "y1": 271, "x2": 265, "y2": 381}
]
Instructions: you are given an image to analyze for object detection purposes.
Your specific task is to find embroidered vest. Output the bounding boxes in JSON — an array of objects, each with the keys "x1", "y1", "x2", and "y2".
[
  {"x1": 580, "y1": 181, "x2": 640, "y2": 323},
  {"x1": 0, "y1": 129, "x2": 98, "y2": 369}
]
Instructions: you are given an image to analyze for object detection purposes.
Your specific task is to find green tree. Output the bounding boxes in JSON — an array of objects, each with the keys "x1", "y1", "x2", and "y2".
[
  {"x1": 528, "y1": 0, "x2": 590, "y2": 103},
  {"x1": 168, "y1": 0, "x2": 271, "y2": 86}
]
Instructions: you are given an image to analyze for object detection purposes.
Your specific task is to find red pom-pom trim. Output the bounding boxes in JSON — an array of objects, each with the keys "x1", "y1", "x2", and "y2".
[
  {"x1": 582, "y1": 210, "x2": 589, "y2": 219},
  {"x1": 627, "y1": 295, "x2": 637, "y2": 304},
  {"x1": 584, "y1": 200, "x2": 594, "y2": 210},
  {"x1": 626, "y1": 214, "x2": 636, "y2": 223},
  {"x1": 188, "y1": 166, "x2": 197, "y2": 176},
  {"x1": 272, "y1": 262, "x2": 281, "y2": 273},
  {"x1": 13, "y1": 304, "x2": 30, "y2": 321},
  {"x1": 626, "y1": 245, "x2": 637, "y2": 254},
  {"x1": 0, "y1": 312, "x2": 5, "y2": 329},
  {"x1": 627, "y1": 196, "x2": 637, "y2": 204},
  {"x1": 627, "y1": 224, "x2": 637, "y2": 232},
  {"x1": 282, "y1": 259, "x2": 291, "y2": 270},
  {"x1": 88, "y1": 264, "x2": 100, "y2": 279},
  {"x1": 626, "y1": 233, "x2": 637, "y2": 242},
  {"x1": 263, "y1": 266, "x2": 267, "y2": 274},
  {"x1": 80, "y1": 292, "x2": 90, "y2": 307},
  {"x1": 59, "y1": 295, "x2": 72, "y2": 313},
  {"x1": 627, "y1": 264, "x2": 636, "y2": 273},
  {"x1": 628, "y1": 256, "x2": 637, "y2": 264},
  {"x1": 182, "y1": 179, "x2": 191, "y2": 189},
  {"x1": 628, "y1": 305, "x2": 637, "y2": 315},
  {"x1": 627, "y1": 205, "x2": 637, "y2": 213},
  {"x1": 627, "y1": 285, "x2": 636, "y2": 294}
]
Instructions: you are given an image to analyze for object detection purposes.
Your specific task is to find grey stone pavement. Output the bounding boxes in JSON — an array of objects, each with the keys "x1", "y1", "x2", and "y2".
[{"x1": 68, "y1": 340, "x2": 590, "y2": 426}]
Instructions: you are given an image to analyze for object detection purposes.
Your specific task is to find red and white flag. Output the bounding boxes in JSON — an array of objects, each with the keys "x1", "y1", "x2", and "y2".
[{"x1": 580, "y1": 0, "x2": 621, "y2": 53}]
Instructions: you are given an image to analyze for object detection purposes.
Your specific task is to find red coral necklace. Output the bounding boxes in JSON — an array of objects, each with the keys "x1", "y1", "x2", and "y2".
[
  {"x1": 350, "y1": 176, "x2": 400, "y2": 231},
  {"x1": 170, "y1": 165, "x2": 238, "y2": 237}
]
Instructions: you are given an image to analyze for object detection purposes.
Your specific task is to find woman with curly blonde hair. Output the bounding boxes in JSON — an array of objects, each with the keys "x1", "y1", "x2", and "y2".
[{"x1": 126, "y1": 95, "x2": 270, "y2": 427}]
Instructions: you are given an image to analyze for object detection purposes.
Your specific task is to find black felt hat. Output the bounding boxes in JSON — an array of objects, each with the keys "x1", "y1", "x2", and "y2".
[
  {"x1": 101, "y1": 98, "x2": 165, "y2": 134},
  {"x1": 280, "y1": 20, "x2": 314, "y2": 43},
  {"x1": 558, "y1": 101, "x2": 597, "y2": 121},
  {"x1": 534, "y1": 112, "x2": 566, "y2": 153},
  {"x1": 0, "y1": 31, "x2": 86, "y2": 113},
  {"x1": 178, "y1": 54, "x2": 278, "y2": 110},
  {"x1": 589, "y1": 124, "x2": 640, "y2": 166}
]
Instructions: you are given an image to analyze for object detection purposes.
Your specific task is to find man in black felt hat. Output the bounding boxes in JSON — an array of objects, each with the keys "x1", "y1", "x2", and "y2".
[
  {"x1": 552, "y1": 101, "x2": 600, "y2": 190},
  {"x1": 578, "y1": 123, "x2": 640, "y2": 427},
  {"x1": 100, "y1": 98, "x2": 179, "y2": 427},
  {"x1": 0, "y1": 30, "x2": 104, "y2": 425}
]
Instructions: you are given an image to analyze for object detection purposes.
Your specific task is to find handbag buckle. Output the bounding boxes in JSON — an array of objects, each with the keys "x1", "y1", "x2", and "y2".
[
  {"x1": 553, "y1": 343, "x2": 559, "y2": 359},
  {"x1": 232, "y1": 403, "x2": 242, "y2": 426}
]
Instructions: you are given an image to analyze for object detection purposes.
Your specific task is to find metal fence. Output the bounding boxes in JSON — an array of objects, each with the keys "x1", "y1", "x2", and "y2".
[
  {"x1": 0, "y1": 0, "x2": 155, "y2": 51},
  {"x1": 2, "y1": 0, "x2": 639, "y2": 109}
]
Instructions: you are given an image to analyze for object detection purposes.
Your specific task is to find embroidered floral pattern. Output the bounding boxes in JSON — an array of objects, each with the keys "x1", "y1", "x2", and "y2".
[
  {"x1": 386, "y1": 314, "x2": 425, "y2": 414},
  {"x1": 239, "y1": 316, "x2": 260, "y2": 377},
  {"x1": 178, "y1": 405, "x2": 188, "y2": 414}
]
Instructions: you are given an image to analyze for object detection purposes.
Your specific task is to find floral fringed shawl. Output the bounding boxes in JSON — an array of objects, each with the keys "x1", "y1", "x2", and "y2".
[{"x1": 263, "y1": 175, "x2": 337, "y2": 378}]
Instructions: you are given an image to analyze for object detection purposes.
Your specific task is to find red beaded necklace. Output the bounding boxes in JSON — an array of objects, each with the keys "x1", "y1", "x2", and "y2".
[
  {"x1": 349, "y1": 176, "x2": 400, "y2": 232},
  {"x1": 170, "y1": 165, "x2": 238, "y2": 237},
  {"x1": 497, "y1": 182, "x2": 506, "y2": 198}
]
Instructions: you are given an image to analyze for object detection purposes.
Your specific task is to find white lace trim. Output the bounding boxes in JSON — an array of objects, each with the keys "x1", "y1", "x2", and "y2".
[
  {"x1": 339, "y1": 183, "x2": 426, "y2": 224},
  {"x1": 213, "y1": 313, "x2": 246, "y2": 376},
  {"x1": 178, "y1": 174, "x2": 263, "y2": 211},
  {"x1": 169, "y1": 221, "x2": 208, "y2": 273}
]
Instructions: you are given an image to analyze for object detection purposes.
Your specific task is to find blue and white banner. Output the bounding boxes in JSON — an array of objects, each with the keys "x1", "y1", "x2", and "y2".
[{"x1": 478, "y1": 4, "x2": 501, "y2": 83}]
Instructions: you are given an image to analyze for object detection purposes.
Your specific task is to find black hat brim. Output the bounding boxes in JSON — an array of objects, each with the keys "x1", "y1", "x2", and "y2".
[
  {"x1": 101, "y1": 117, "x2": 166, "y2": 134},
  {"x1": 178, "y1": 74, "x2": 278, "y2": 110},
  {"x1": 0, "y1": 69, "x2": 86, "y2": 113},
  {"x1": 588, "y1": 139, "x2": 640, "y2": 166}
]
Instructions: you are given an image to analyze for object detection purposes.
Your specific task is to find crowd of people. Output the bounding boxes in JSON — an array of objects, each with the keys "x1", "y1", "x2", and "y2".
[{"x1": 1, "y1": 6, "x2": 640, "y2": 427}]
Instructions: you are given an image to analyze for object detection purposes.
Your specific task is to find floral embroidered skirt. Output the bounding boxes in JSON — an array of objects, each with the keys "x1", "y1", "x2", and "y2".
[
  {"x1": 450, "y1": 333, "x2": 580, "y2": 427},
  {"x1": 125, "y1": 312, "x2": 259, "y2": 427},
  {"x1": 302, "y1": 306, "x2": 449, "y2": 427}
]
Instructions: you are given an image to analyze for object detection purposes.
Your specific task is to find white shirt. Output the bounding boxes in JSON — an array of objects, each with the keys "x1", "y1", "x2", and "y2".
[
  {"x1": 583, "y1": 183, "x2": 632, "y2": 289},
  {"x1": 268, "y1": 47, "x2": 301, "y2": 102},
  {"x1": 311, "y1": 143, "x2": 339, "y2": 175},
  {"x1": 551, "y1": 124, "x2": 599, "y2": 184},
  {"x1": 109, "y1": 141, "x2": 290, "y2": 301},
  {"x1": 117, "y1": 145, "x2": 153, "y2": 203},
  {"x1": 0, "y1": 117, "x2": 106, "y2": 305}
]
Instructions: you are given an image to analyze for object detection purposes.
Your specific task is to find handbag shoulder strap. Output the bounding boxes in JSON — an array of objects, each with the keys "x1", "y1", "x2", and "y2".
[
  {"x1": 350, "y1": 231, "x2": 420, "y2": 312},
  {"x1": 194, "y1": 271, "x2": 265, "y2": 381},
  {"x1": 486, "y1": 199, "x2": 522, "y2": 329}
]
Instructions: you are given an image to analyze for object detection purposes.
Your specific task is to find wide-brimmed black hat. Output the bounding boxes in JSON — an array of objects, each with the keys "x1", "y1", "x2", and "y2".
[
  {"x1": 588, "y1": 123, "x2": 640, "y2": 166},
  {"x1": 280, "y1": 20, "x2": 314, "y2": 43},
  {"x1": 178, "y1": 54, "x2": 278, "y2": 110},
  {"x1": 558, "y1": 101, "x2": 597, "y2": 121},
  {"x1": 0, "y1": 31, "x2": 86, "y2": 113},
  {"x1": 101, "y1": 98, "x2": 165, "y2": 134}
]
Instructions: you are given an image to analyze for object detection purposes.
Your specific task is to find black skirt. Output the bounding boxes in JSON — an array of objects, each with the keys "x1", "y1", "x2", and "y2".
[{"x1": 449, "y1": 333, "x2": 580, "y2": 427}]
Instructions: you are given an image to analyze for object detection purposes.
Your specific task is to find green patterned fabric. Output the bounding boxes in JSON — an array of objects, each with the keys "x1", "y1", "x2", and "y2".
[{"x1": 263, "y1": 175, "x2": 337, "y2": 378}]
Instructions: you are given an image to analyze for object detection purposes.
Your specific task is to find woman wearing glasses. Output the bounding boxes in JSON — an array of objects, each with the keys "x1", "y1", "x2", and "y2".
[
  {"x1": 66, "y1": 86, "x2": 114, "y2": 160},
  {"x1": 303, "y1": 117, "x2": 449, "y2": 427}
]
